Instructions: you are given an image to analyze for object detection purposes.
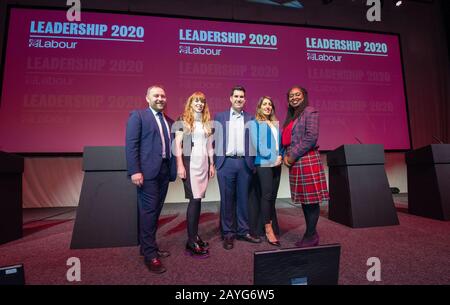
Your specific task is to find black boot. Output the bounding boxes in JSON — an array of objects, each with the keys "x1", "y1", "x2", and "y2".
[
  {"x1": 196, "y1": 235, "x2": 209, "y2": 248},
  {"x1": 185, "y1": 242, "x2": 209, "y2": 258}
]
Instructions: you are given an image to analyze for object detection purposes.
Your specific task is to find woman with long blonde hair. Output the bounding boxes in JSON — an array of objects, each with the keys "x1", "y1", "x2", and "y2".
[{"x1": 175, "y1": 91, "x2": 214, "y2": 258}]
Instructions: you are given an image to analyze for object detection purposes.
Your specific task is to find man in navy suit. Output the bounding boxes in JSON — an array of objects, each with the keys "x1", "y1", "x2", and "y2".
[
  {"x1": 214, "y1": 85, "x2": 262, "y2": 250},
  {"x1": 126, "y1": 85, "x2": 176, "y2": 274}
]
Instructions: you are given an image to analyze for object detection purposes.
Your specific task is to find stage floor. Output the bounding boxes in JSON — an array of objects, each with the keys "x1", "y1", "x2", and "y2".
[
  {"x1": 5, "y1": 192, "x2": 444, "y2": 285},
  {"x1": 22, "y1": 193, "x2": 409, "y2": 224}
]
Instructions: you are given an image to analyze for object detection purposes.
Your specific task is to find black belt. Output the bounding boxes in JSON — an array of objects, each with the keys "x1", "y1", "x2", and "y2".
[{"x1": 226, "y1": 155, "x2": 244, "y2": 159}]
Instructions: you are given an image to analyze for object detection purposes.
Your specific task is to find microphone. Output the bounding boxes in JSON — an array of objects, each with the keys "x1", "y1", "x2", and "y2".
[
  {"x1": 432, "y1": 135, "x2": 444, "y2": 144},
  {"x1": 354, "y1": 137, "x2": 363, "y2": 144}
]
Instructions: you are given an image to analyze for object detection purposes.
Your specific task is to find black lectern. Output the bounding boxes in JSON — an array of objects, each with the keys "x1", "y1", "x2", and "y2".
[
  {"x1": 327, "y1": 144, "x2": 399, "y2": 228},
  {"x1": 0, "y1": 151, "x2": 23, "y2": 245},
  {"x1": 70, "y1": 146, "x2": 138, "y2": 249},
  {"x1": 406, "y1": 144, "x2": 450, "y2": 220}
]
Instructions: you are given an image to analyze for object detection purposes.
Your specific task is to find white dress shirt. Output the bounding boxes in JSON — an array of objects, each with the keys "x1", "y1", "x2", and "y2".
[{"x1": 226, "y1": 107, "x2": 245, "y2": 156}]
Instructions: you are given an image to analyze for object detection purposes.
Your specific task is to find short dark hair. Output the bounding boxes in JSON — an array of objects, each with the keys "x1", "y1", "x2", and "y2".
[
  {"x1": 147, "y1": 85, "x2": 165, "y2": 96},
  {"x1": 230, "y1": 85, "x2": 246, "y2": 96},
  {"x1": 286, "y1": 85, "x2": 306, "y2": 100}
]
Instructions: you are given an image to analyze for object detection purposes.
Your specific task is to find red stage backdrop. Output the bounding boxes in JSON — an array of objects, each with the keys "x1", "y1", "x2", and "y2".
[{"x1": 0, "y1": 8, "x2": 409, "y2": 152}]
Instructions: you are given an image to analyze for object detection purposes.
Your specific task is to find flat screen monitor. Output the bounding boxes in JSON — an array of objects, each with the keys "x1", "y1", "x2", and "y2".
[
  {"x1": 0, "y1": 264, "x2": 25, "y2": 285},
  {"x1": 254, "y1": 244, "x2": 340, "y2": 285}
]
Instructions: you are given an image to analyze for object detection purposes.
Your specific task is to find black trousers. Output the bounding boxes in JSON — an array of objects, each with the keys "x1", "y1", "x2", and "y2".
[{"x1": 248, "y1": 165, "x2": 281, "y2": 236}]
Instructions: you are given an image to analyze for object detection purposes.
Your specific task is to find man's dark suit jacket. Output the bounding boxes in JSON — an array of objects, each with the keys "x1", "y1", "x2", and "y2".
[{"x1": 126, "y1": 108, "x2": 176, "y2": 181}]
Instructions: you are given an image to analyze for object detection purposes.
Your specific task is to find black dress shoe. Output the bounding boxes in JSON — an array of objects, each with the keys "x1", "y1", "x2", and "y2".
[
  {"x1": 185, "y1": 242, "x2": 209, "y2": 258},
  {"x1": 146, "y1": 258, "x2": 166, "y2": 274},
  {"x1": 157, "y1": 249, "x2": 170, "y2": 258},
  {"x1": 237, "y1": 233, "x2": 262, "y2": 243},
  {"x1": 196, "y1": 236, "x2": 209, "y2": 248},
  {"x1": 223, "y1": 236, "x2": 234, "y2": 250}
]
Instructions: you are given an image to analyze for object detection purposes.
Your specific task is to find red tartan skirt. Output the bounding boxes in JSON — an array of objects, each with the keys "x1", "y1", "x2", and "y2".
[{"x1": 289, "y1": 149, "x2": 329, "y2": 205}]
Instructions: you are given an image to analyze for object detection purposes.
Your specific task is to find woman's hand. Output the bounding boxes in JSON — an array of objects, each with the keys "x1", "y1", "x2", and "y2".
[
  {"x1": 177, "y1": 165, "x2": 186, "y2": 179},
  {"x1": 284, "y1": 155, "x2": 293, "y2": 167},
  {"x1": 274, "y1": 155, "x2": 283, "y2": 167},
  {"x1": 209, "y1": 164, "x2": 215, "y2": 178}
]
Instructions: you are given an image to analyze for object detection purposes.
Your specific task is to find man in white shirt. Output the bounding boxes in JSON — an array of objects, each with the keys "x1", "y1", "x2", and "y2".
[{"x1": 214, "y1": 85, "x2": 261, "y2": 250}]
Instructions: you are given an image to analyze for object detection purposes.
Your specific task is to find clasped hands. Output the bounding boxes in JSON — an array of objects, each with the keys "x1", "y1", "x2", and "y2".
[
  {"x1": 178, "y1": 164, "x2": 215, "y2": 179},
  {"x1": 283, "y1": 155, "x2": 294, "y2": 167}
]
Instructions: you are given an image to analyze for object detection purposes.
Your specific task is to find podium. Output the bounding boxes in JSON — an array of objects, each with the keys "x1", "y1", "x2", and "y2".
[
  {"x1": 70, "y1": 146, "x2": 138, "y2": 249},
  {"x1": 327, "y1": 144, "x2": 399, "y2": 228},
  {"x1": 0, "y1": 151, "x2": 24, "y2": 245},
  {"x1": 406, "y1": 144, "x2": 450, "y2": 220}
]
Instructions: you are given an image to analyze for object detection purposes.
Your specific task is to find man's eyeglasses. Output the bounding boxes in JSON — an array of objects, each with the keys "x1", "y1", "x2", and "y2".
[{"x1": 289, "y1": 92, "x2": 302, "y2": 99}]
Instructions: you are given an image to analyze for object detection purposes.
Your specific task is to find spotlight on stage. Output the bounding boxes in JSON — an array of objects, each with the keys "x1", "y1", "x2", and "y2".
[{"x1": 395, "y1": 0, "x2": 403, "y2": 6}]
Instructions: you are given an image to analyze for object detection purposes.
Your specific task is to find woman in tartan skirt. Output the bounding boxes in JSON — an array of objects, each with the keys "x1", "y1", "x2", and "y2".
[{"x1": 282, "y1": 86, "x2": 329, "y2": 248}]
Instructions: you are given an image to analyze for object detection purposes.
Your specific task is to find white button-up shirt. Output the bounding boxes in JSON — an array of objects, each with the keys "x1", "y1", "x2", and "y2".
[{"x1": 226, "y1": 108, "x2": 245, "y2": 156}]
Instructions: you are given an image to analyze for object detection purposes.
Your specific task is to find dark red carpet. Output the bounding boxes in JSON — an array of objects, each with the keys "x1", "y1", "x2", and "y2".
[{"x1": 1, "y1": 205, "x2": 449, "y2": 285}]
